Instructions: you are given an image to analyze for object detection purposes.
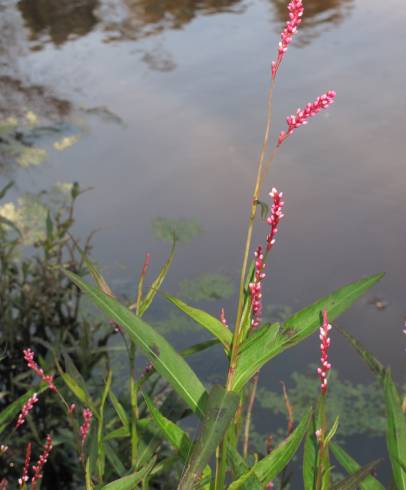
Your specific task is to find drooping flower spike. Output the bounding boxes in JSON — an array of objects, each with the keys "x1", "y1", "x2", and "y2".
[
  {"x1": 271, "y1": 0, "x2": 304, "y2": 79},
  {"x1": 277, "y1": 91, "x2": 336, "y2": 146},
  {"x1": 23, "y1": 349, "x2": 56, "y2": 392},
  {"x1": 16, "y1": 393, "x2": 39, "y2": 429},
  {"x1": 317, "y1": 309, "x2": 332, "y2": 395}
]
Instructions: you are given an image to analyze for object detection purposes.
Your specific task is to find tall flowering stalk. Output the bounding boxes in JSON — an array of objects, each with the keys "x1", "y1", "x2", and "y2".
[
  {"x1": 271, "y1": 0, "x2": 304, "y2": 79},
  {"x1": 23, "y1": 349, "x2": 56, "y2": 392},
  {"x1": 31, "y1": 435, "x2": 53, "y2": 490}
]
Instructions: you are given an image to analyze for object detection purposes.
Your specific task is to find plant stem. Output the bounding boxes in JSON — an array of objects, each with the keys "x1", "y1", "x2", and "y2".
[
  {"x1": 214, "y1": 79, "x2": 276, "y2": 489},
  {"x1": 243, "y1": 371, "x2": 259, "y2": 458},
  {"x1": 227, "y1": 79, "x2": 275, "y2": 390}
]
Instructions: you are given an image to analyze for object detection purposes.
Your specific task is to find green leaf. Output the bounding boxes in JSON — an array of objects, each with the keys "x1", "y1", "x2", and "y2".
[
  {"x1": 97, "y1": 370, "x2": 112, "y2": 479},
  {"x1": 139, "y1": 242, "x2": 175, "y2": 316},
  {"x1": 234, "y1": 408, "x2": 311, "y2": 487},
  {"x1": 331, "y1": 443, "x2": 385, "y2": 489},
  {"x1": 325, "y1": 416, "x2": 340, "y2": 446},
  {"x1": 101, "y1": 457, "x2": 156, "y2": 490},
  {"x1": 109, "y1": 391, "x2": 129, "y2": 430},
  {"x1": 104, "y1": 442, "x2": 127, "y2": 477},
  {"x1": 64, "y1": 271, "x2": 208, "y2": 417},
  {"x1": 332, "y1": 460, "x2": 382, "y2": 490},
  {"x1": 233, "y1": 273, "x2": 384, "y2": 392},
  {"x1": 232, "y1": 323, "x2": 280, "y2": 391},
  {"x1": 227, "y1": 447, "x2": 263, "y2": 489},
  {"x1": 55, "y1": 359, "x2": 97, "y2": 415},
  {"x1": 165, "y1": 293, "x2": 232, "y2": 350},
  {"x1": 284, "y1": 273, "x2": 384, "y2": 341},
  {"x1": 178, "y1": 385, "x2": 239, "y2": 489},
  {"x1": 303, "y1": 420, "x2": 318, "y2": 490},
  {"x1": 384, "y1": 370, "x2": 406, "y2": 489},
  {"x1": 143, "y1": 393, "x2": 192, "y2": 460},
  {"x1": 336, "y1": 326, "x2": 385, "y2": 382}
]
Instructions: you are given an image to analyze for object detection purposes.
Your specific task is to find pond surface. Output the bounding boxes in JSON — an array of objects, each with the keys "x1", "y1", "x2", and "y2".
[{"x1": 1, "y1": 0, "x2": 405, "y2": 483}]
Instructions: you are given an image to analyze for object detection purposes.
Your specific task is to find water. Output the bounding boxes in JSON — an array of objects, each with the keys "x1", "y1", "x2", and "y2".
[{"x1": 1, "y1": 0, "x2": 405, "y2": 484}]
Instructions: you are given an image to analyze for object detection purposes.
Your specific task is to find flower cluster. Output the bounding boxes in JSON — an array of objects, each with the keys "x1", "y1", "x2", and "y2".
[
  {"x1": 16, "y1": 394, "x2": 39, "y2": 429},
  {"x1": 249, "y1": 246, "x2": 266, "y2": 329},
  {"x1": 23, "y1": 349, "x2": 56, "y2": 392},
  {"x1": 277, "y1": 91, "x2": 336, "y2": 146},
  {"x1": 271, "y1": 0, "x2": 304, "y2": 79},
  {"x1": 80, "y1": 408, "x2": 93, "y2": 449},
  {"x1": 18, "y1": 443, "x2": 32, "y2": 487},
  {"x1": 266, "y1": 188, "x2": 285, "y2": 251},
  {"x1": 31, "y1": 435, "x2": 53, "y2": 490},
  {"x1": 317, "y1": 309, "x2": 332, "y2": 395}
]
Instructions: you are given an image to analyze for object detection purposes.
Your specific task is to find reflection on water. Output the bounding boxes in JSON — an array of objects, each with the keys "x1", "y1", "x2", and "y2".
[
  {"x1": 270, "y1": 0, "x2": 353, "y2": 44},
  {"x1": 18, "y1": 0, "x2": 99, "y2": 46},
  {"x1": 17, "y1": 0, "x2": 353, "y2": 50}
]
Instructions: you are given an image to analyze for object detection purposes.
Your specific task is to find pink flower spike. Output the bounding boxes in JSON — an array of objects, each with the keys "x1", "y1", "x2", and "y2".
[
  {"x1": 18, "y1": 443, "x2": 31, "y2": 487},
  {"x1": 16, "y1": 394, "x2": 39, "y2": 429},
  {"x1": 271, "y1": 0, "x2": 304, "y2": 79},
  {"x1": 23, "y1": 349, "x2": 56, "y2": 392},
  {"x1": 249, "y1": 245, "x2": 266, "y2": 329},
  {"x1": 80, "y1": 408, "x2": 93, "y2": 449},
  {"x1": 266, "y1": 188, "x2": 285, "y2": 252},
  {"x1": 31, "y1": 435, "x2": 53, "y2": 490},
  {"x1": 317, "y1": 309, "x2": 332, "y2": 395},
  {"x1": 277, "y1": 91, "x2": 336, "y2": 146}
]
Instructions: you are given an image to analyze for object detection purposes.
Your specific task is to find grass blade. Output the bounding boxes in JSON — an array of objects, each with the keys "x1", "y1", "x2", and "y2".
[{"x1": 384, "y1": 370, "x2": 406, "y2": 489}]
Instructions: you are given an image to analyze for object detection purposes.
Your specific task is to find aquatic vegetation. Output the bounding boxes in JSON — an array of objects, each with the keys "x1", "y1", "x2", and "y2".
[{"x1": 0, "y1": 0, "x2": 405, "y2": 488}]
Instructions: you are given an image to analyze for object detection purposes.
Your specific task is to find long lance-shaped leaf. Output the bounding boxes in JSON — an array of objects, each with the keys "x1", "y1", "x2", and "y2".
[
  {"x1": 231, "y1": 408, "x2": 311, "y2": 489},
  {"x1": 331, "y1": 443, "x2": 385, "y2": 490},
  {"x1": 139, "y1": 241, "x2": 176, "y2": 316},
  {"x1": 232, "y1": 323, "x2": 280, "y2": 391},
  {"x1": 165, "y1": 294, "x2": 232, "y2": 350},
  {"x1": 336, "y1": 326, "x2": 385, "y2": 382},
  {"x1": 332, "y1": 460, "x2": 383, "y2": 490},
  {"x1": 232, "y1": 273, "x2": 384, "y2": 391},
  {"x1": 384, "y1": 370, "x2": 406, "y2": 489},
  {"x1": 101, "y1": 457, "x2": 156, "y2": 490},
  {"x1": 144, "y1": 394, "x2": 192, "y2": 461},
  {"x1": 178, "y1": 385, "x2": 239, "y2": 490},
  {"x1": 64, "y1": 271, "x2": 208, "y2": 417}
]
